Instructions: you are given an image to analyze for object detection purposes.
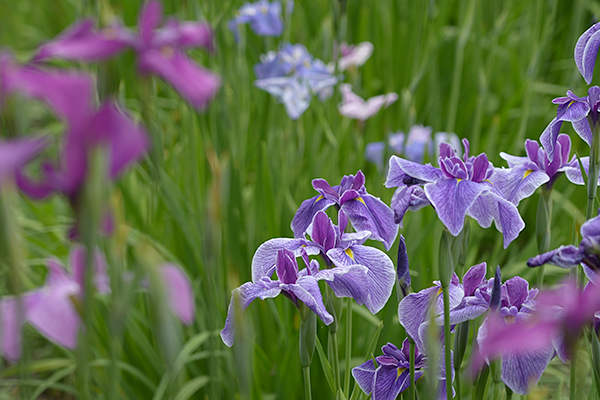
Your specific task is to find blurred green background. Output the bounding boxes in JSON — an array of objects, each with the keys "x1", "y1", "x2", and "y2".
[{"x1": 1, "y1": 0, "x2": 599, "y2": 398}]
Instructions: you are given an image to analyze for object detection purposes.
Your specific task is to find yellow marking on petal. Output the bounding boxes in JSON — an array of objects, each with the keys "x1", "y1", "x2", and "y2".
[
  {"x1": 456, "y1": 178, "x2": 463, "y2": 183},
  {"x1": 314, "y1": 195, "x2": 324, "y2": 203},
  {"x1": 504, "y1": 315, "x2": 516, "y2": 325},
  {"x1": 161, "y1": 45, "x2": 175, "y2": 59},
  {"x1": 397, "y1": 367, "x2": 406, "y2": 377},
  {"x1": 567, "y1": 100, "x2": 575, "y2": 109},
  {"x1": 357, "y1": 196, "x2": 366, "y2": 205},
  {"x1": 345, "y1": 248, "x2": 355, "y2": 260},
  {"x1": 523, "y1": 169, "x2": 534, "y2": 179},
  {"x1": 436, "y1": 287, "x2": 443, "y2": 296},
  {"x1": 484, "y1": 179, "x2": 493, "y2": 185}
]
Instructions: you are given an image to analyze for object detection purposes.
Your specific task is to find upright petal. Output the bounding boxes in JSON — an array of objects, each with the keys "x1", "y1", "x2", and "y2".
[
  {"x1": 341, "y1": 193, "x2": 398, "y2": 250},
  {"x1": 0, "y1": 297, "x2": 26, "y2": 362},
  {"x1": 397, "y1": 235, "x2": 411, "y2": 295},
  {"x1": 540, "y1": 118, "x2": 563, "y2": 161},
  {"x1": 463, "y1": 262, "x2": 487, "y2": 297},
  {"x1": 160, "y1": 264, "x2": 195, "y2": 325},
  {"x1": 252, "y1": 238, "x2": 314, "y2": 281},
  {"x1": 291, "y1": 194, "x2": 336, "y2": 238},
  {"x1": 576, "y1": 23, "x2": 600, "y2": 84},
  {"x1": 139, "y1": 1, "x2": 163, "y2": 44}
]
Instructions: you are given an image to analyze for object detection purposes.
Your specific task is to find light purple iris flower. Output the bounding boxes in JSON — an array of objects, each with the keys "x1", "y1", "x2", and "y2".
[
  {"x1": 575, "y1": 22, "x2": 600, "y2": 84},
  {"x1": 254, "y1": 76, "x2": 311, "y2": 120},
  {"x1": 491, "y1": 134, "x2": 591, "y2": 205},
  {"x1": 385, "y1": 139, "x2": 525, "y2": 248},
  {"x1": 291, "y1": 170, "x2": 398, "y2": 250},
  {"x1": 253, "y1": 211, "x2": 395, "y2": 315},
  {"x1": 228, "y1": 0, "x2": 284, "y2": 39},
  {"x1": 0, "y1": 247, "x2": 194, "y2": 362},
  {"x1": 338, "y1": 84, "x2": 398, "y2": 121},
  {"x1": 540, "y1": 86, "x2": 600, "y2": 161},
  {"x1": 0, "y1": 137, "x2": 47, "y2": 187},
  {"x1": 528, "y1": 211, "x2": 600, "y2": 271},
  {"x1": 352, "y1": 338, "x2": 455, "y2": 400},
  {"x1": 404, "y1": 125, "x2": 432, "y2": 164},
  {"x1": 32, "y1": 1, "x2": 220, "y2": 109}
]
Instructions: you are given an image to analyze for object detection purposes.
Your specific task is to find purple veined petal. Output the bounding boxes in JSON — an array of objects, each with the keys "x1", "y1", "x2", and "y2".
[
  {"x1": 338, "y1": 41, "x2": 374, "y2": 71},
  {"x1": 159, "y1": 264, "x2": 195, "y2": 325},
  {"x1": 352, "y1": 359, "x2": 377, "y2": 395},
  {"x1": 466, "y1": 186, "x2": 525, "y2": 248},
  {"x1": 365, "y1": 142, "x2": 386, "y2": 169},
  {"x1": 504, "y1": 276, "x2": 529, "y2": 308},
  {"x1": 0, "y1": 137, "x2": 47, "y2": 187},
  {"x1": 397, "y1": 235, "x2": 410, "y2": 295},
  {"x1": 138, "y1": 49, "x2": 220, "y2": 109},
  {"x1": 552, "y1": 330, "x2": 569, "y2": 363},
  {"x1": 581, "y1": 213, "x2": 600, "y2": 238},
  {"x1": 327, "y1": 244, "x2": 395, "y2": 314},
  {"x1": 32, "y1": 19, "x2": 129, "y2": 62},
  {"x1": 540, "y1": 118, "x2": 563, "y2": 161},
  {"x1": 323, "y1": 265, "x2": 370, "y2": 306},
  {"x1": 390, "y1": 185, "x2": 430, "y2": 227},
  {"x1": 372, "y1": 365, "x2": 403, "y2": 400},
  {"x1": 525, "y1": 139, "x2": 541, "y2": 163},
  {"x1": 385, "y1": 156, "x2": 444, "y2": 187},
  {"x1": 463, "y1": 262, "x2": 487, "y2": 297},
  {"x1": 220, "y1": 281, "x2": 281, "y2": 347},
  {"x1": 312, "y1": 178, "x2": 339, "y2": 198},
  {"x1": 398, "y1": 286, "x2": 438, "y2": 351},
  {"x1": 340, "y1": 193, "x2": 398, "y2": 250},
  {"x1": 576, "y1": 23, "x2": 600, "y2": 84},
  {"x1": 139, "y1": 0, "x2": 163, "y2": 44},
  {"x1": 556, "y1": 99, "x2": 590, "y2": 122},
  {"x1": 87, "y1": 101, "x2": 149, "y2": 178},
  {"x1": 283, "y1": 276, "x2": 333, "y2": 325},
  {"x1": 447, "y1": 303, "x2": 489, "y2": 325},
  {"x1": 0, "y1": 297, "x2": 27, "y2": 362},
  {"x1": 561, "y1": 156, "x2": 591, "y2": 185},
  {"x1": 251, "y1": 238, "x2": 315, "y2": 281},
  {"x1": 470, "y1": 153, "x2": 490, "y2": 182},
  {"x1": 501, "y1": 346, "x2": 554, "y2": 395},
  {"x1": 527, "y1": 245, "x2": 584, "y2": 269},
  {"x1": 311, "y1": 264, "x2": 369, "y2": 282},
  {"x1": 572, "y1": 117, "x2": 593, "y2": 147},
  {"x1": 499, "y1": 152, "x2": 529, "y2": 168},
  {"x1": 487, "y1": 166, "x2": 549, "y2": 205},
  {"x1": 26, "y1": 279, "x2": 81, "y2": 349},
  {"x1": 424, "y1": 179, "x2": 488, "y2": 236},
  {"x1": 279, "y1": 79, "x2": 312, "y2": 119},
  {"x1": 291, "y1": 194, "x2": 336, "y2": 239},
  {"x1": 306, "y1": 210, "x2": 338, "y2": 253}
]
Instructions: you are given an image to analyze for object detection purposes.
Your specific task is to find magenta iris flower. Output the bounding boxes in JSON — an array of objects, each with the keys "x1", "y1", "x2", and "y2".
[
  {"x1": 291, "y1": 170, "x2": 398, "y2": 250},
  {"x1": 32, "y1": 1, "x2": 220, "y2": 109},
  {"x1": 0, "y1": 247, "x2": 194, "y2": 362},
  {"x1": 385, "y1": 139, "x2": 525, "y2": 248},
  {"x1": 228, "y1": 0, "x2": 284, "y2": 39},
  {"x1": 352, "y1": 339, "x2": 454, "y2": 400}
]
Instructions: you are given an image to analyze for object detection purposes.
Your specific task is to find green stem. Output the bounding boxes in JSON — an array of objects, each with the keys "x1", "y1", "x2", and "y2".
[
  {"x1": 442, "y1": 285, "x2": 452, "y2": 400},
  {"x1": 344, "y1": 298, "x2": 352, "y2": 397},
  {"x1": 586, "y1": 120, "x2": 600, "y2": 220},
  {"x1": 570, "y1": 341, "x2": 578, "y2": 400},
  {"x1": 303, "y1": 366, "x2": 312, "y2": 400},
  {"x1": 331, "y1": 331, "x2": 341, "y2": 400},
  {"x1": 409, "y1": 338, "x2": 416, "y2": 400},
  {"x1": 536, "y1": 187, "x2": 552, "y2": 287}
]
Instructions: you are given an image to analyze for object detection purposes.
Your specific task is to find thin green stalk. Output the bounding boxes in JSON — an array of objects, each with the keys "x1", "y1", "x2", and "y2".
[
  {"x1": 303, "y1": 366, "x2": 312, "y2": 400},
  {"x1": 442, "y1": 285, "x2": 453, "y2": 400},
  {"x1": 536, "y1": 187, "x2": 553, "y2": 286},
  {"x1": 455, "y1": 369, "x2": 462, "y2": 400},
  {"x1": 330, "y1": 331, "x2": 342, "y2": 400},
  {"x1": 344, "y1": 298, "x2": 352, "y2": 397},
  {"x1": 409, "y1": 338, "x2": 416, "y2": 400},
  {"x1": 586, "y1": 121, "x2": 600, "y2": 220},
  {"x1": 570, "y1": 342, "x2": 578, "y2": 400}
]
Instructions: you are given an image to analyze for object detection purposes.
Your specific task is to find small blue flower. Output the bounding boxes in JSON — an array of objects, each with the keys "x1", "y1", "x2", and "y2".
[{"x1": 228, "y1": 0, "x2": 284, "y2": 40}]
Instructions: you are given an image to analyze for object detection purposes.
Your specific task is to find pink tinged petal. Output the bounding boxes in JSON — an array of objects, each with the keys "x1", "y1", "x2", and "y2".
[
  {"x1": 341, "y1": 193, "x2": 398, "y2": 251},
  {"x1": 138, "y1": 49, "x2": 220, "y2": 109},
  {"x1": 0, "y1": 298, "x2": 26, "y2": 362},
  {"x1": 463, "y1": 262, "x2": 487, "y2": 296},
  {"x1": 352, "y1": 360, "x2": 377, "y2": 395},
  {"x1": 251, "y1": 238, "x2": 315, "y2": 281},
  {"x1": 540, "y1": 118, "x2": 563, "y2": 161},
  {"x1": 385, "y1": 156, "x2": 444, "y2": 187},
  {"x1": 220, "y1": 281, "x2": 281, "y2": 347},
  {"x1": 424, "y1": 179, "x2": 487, "y2": 236},
  {"x1": 162, "y1": 20, "x2": 214, "y2": 50},
  {"x1": 338, "y1": 41, "x2": 374, "y2": 71},
  {"x1": 488, "y1": 166, "x2": 548, "y2": 205},
  {"x1": 160, "y1": 264, "x2": 195, "y2": 325},
  {"x1": 139, "y1": 0, "x2": 163, "y2": 43},
  {"x1": 328, "y1": 245, "x2": 395, "y2": 314},
  {"x1": 0, "y1": 137, "x2": 47, "y2": 186},
  {"x1": 284, "y1": 276, "x2": 333, "y2": 325},
  {"x1": 291, "y1": 194, "x2": 336, "y2": 239},
  {"x1": 576, "y1": 23, "x2": 600, "y2": 83}
]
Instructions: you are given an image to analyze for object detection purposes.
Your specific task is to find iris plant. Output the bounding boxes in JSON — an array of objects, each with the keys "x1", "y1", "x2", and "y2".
[{"x1": 228, "y1": 0, "x2": 284, "y2": 39}]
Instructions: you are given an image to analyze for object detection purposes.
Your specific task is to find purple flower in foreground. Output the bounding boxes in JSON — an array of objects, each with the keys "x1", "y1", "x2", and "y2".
[
  {"x1": 32, "y1": 1, "x2": 220, "y2": 108},
  {"x1": 338, "y1": 84, "x2": 398, "y2": 121},
  {"x1": 0, "y1": 247, "x2": 194, "y2": 362},
  {"x1": 491, "y1": 134, "x2": 591, "y2": 205},
  {"x1": 352, "y1": 339, "x2": 454, "y2": 400},
  {"x1": 0, "y1": 137, "x2": 47, "y2": 187},
  {"x1": 528, "y1": 211, "x2": 600, "y2": 271},
  {"x1": 291, "y1": 170, "x2": 398, "y2": 250},
  {"x1": 541, "y1": 86, "x2": 600, "y2": 160},
  {"x1": 385, "y1": 139, "x2": 525, "y2": 247},
  {"x1": 228, "y1": 0, "x2": 284, "y2": 39},
  {"x1": 338, "y1": 41, "x2": 373, "y2": 71},
  {"x1": 575, "y1": 22, "x2": 600, "y2": 84}
]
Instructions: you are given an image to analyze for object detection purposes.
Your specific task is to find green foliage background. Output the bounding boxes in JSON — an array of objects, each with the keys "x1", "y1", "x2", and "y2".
[{"x1": 1, "y1": 0, "x2": 599, "y2": 398}]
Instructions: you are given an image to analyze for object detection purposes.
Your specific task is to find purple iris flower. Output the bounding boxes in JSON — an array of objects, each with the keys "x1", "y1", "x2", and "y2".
[
  {"x1": 491, "y1": 134, "x2": 591, "y2": 205},
  {"x1": 254, "y1": 77, "x2": 311, "y2": 120},
  {"x1": 352, "y1": 338, "x2": 455, "y2": 400},
  {"x1": 252, "y1": 211, "x2": 395, "y2": 315},
  {"x1": 228, "y1": 0, "x2": 284, "y2": 39},
  {"x1": 32, "y1": 1, "x2": 220, "y2": 109},
  {"x1": 528, "y1": 211, "x2": 600, "y2": 271},
  {"x1": 575, "y1": 22, "x2": 600, "y2": 84},
  {"x1": 291, "y1": 170, "x2": 398, "y2": 250},
  {"x1": 0, "y1": 137, "x2": 47, "y2": 187},
  {"x1": 540, "y1": 86, "x2": 600, "y2": 161},
  {"x1": 0, "y1": 247, "x2": 194, "y2": 362},
  {"x1": 385, "y1": 139, "x2": 525, "y2": 248}
]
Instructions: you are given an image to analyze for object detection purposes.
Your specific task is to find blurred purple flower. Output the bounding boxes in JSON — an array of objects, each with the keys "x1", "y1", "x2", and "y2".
[
  {"x1": 0, "y1": 137, "x2": 47, "y2": 187},
  {"x1": 352, "y1": 339, "x2": 454, "y2": 400},
  {"x1": 491, "y1": 134, "x2": 590, "y2": 205},
  {"x1": 338, "y1": 41, "x2": 373, "y2": 71},
  {"x1": 541, "y1": 87, "x2": 600, "y2": 160},
  {"x1": 291, "y1": 170, "x2": 398, "y2": 250},
  {"x1": 254, "y1": 77, "x2": 311, "y2": 119},
  {"x1": 575, "y1": 22, "x2": 600, "y2": 84},
  {"x1": 385, "y1": 139, "x2": 525, "y2": 247},
  {"x1": 404, "y1": 125, "x2": 432, "y2": 164},
  {"x1": 252, "y1": 211, "x2": 395, "y2": 315},
  {"x1": 32, "y1": 1, "x2": 220, "y2": 108},
  {"x1": 338, "y1": 84, "x2": 398, "y2": 121},
  {"x1": 228, "y1": 0, "x2": 284, "y2": 39},
  {"x1": 431, "y1": 132, "x2": 462, "y2": 160}
]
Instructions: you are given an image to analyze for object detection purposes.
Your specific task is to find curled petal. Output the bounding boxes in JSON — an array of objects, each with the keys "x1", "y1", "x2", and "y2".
[
  {"x1": 291, "y1": 194, "x2": 336, "y2": 239},
  {"x1": 576, "y1": 24, "x2": 600, "y2": 84},
  {"x1": 386, "y1": 156, "x2": 444, "y2": 186},
  {"x1": 540, "y1": 118, "x2": 563, "y2": 161},
  {"x1": 340, "y1": 193, "x2": 398, "y2": 250},
  {"x1": 283, "y1": 276, "x2": 333, "y2": 324},
  {"x1": 0, "y1": 137, "x2": 47, "y2": 187},
  {"x1": 527, "y1": 245, "x2": 584, "y2": 269}
]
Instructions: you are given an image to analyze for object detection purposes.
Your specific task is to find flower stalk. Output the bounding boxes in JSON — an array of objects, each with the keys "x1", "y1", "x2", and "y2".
[
  {"x1": 586, "y1": 118, "x2": 600, "y2": 220},
  {"x1": 299, "y1": 304, "x2": 316, "y2": 400},
  {"x1": 439, "y1": 229, "x2": 455, "y2": 400},
  {"x1": 536, "y1": 187, "x2": 553, "y2": 286},
  {"x1": 343, "y1": 298, "x2": 352, "y2": 397},
  {"x1": 409, "y1": 337, "x2": 416, "y2": 400}
]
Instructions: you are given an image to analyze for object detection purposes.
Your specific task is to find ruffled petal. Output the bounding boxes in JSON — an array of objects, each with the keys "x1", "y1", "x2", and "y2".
[
  {"x1": 340, "y1": 193, "x2": 398, "y2": 250},
  {"x1": 488, "y1": 166, "x2": 549, "y2": 205},
  {"x1": 385, "y1": 156, "x2": 444, "y2": 186},
  {"x1": 252, "y1": 238, "x2": 314, "y2": 281}
]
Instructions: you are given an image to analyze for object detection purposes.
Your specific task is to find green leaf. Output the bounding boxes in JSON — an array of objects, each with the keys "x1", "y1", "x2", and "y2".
[
  {"x1": 171, "y1": 376, "x2": 210, "y2": 400},
  {"x1": 316, "y1": 336, "x2": 336, "y2": 394}
]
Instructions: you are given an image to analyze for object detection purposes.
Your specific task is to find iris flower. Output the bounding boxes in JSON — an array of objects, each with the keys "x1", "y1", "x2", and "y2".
[
  {"x1": 385, "y1": 139, "x2": 525, "y2": 248},
  {"x1": 0, "y1": 137, "x2": 47, "y2": 187},
  {"x1": 575, "y1": 22, "x2": 600, "y2": 84},
  {"x1": 228, "y1": 0, "x2": 284, "y2": 39},
  {"x1": 338, "y1": 41, "x2": 373, "y2": 71},
  {"x1": 291, "y1": 170, "x2": 398, "y2": 250},
  {"x1": 0, "y1": 247, "x2": 194, "y2": 362},
  {"x1": 32, "y1": 1, "x2": 220, "y2": 108},
  {"x1": 338, "y1": 84, "x2": 398, "y2": 121}
]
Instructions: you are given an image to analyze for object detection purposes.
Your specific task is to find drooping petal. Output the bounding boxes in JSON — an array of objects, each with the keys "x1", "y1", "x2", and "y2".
[
  {"x1": 561, "y1": 156, "x2": 592, "y2": 185},
  {"x1": 447, "y1": 302, "x2": 489, "y2": 325},
  {"x1": 340, "y1": 193, "x2": 398, "y2": 250},
  {"x1": 527, "y1": 245, "x2": 584, "y2": 269},
  {"x1": 582, "y1": 213, "x2": 600, "y2": 238},
  {"x1": 160, "y1": 264, "x2": 195, "y2": 325},
  {"x1": 556, "y1": 99, "x2": 590, "y2": 122},
  {"x1": 390, "y1": 185, "x2": 430, "y2": 227},
  {"x1": 488, "y1": 166, "x2": 549, "y2": 205},
  {"x1": 372, "y1": 365, "x2": 403, "y2": 400},
  {"x1": 385, "y1": 156, "x2": 444, "y2": 187},
  {"x1": 284, "y1": 276, "x2": 333, "y2": 324},
  {"x1": 252, "y1": 238, "x2": 315, "y2": 281},
  {"x1": 138, "y1": 49, "x2": 220, "y2": 109},
  {"x1": 572, "y1": 117, "x2": 593, "y2": 147},
  {"x1": 352, "y1": 359, "x2": 377, "y2": 395},
  {"x1": 576, "y1": 23, "x2": 600, "y2": 84},
  {"x1": 424, "y1": 179, "x2": 487, "y2": 236},
  {"x1": 501, "y1": 346, "x2": 554, "y2": 395},
  {"x1": 0, "y1": 137, "x2": 47, "y2": 187}
]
